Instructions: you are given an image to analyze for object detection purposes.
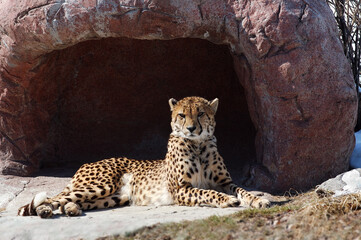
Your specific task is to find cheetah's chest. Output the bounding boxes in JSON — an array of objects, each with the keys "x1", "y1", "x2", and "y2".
[{"x1": 188, "y1": 161, "x2": 211, "y2": 190}]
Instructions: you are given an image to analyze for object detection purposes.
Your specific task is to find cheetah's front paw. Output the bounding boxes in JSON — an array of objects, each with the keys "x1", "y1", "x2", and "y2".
[
  {"x1": 35, "y1": 204, "x2": 53, "y2": 218},
  {"x1": 64, "y1": 202, "x2": 82, "y2": 217},
  {"x1": 220, "y1": 196, "x2": 240, "y2": 208},
  {"x1": 251, "y1": 198, "x2": 271, "y2": 209}
]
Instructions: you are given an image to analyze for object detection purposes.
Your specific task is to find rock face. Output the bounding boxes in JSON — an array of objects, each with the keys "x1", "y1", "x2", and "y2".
[
  {"x1": 316, "y1": 169, "x2": 361, "y2": 196},
  {"x1": 0, "y1": 0, "x2": 357, "y2": 192}
]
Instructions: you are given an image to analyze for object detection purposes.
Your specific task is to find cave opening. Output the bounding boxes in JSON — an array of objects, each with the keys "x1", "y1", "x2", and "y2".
[{"x1": 31, "y1": 37, "x2": 256, "y2": 184}]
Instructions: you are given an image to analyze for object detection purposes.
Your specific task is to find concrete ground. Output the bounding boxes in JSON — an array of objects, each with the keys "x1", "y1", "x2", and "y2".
[{"x1": 0, "y1": 169, "x2": 270, "y2": 240}]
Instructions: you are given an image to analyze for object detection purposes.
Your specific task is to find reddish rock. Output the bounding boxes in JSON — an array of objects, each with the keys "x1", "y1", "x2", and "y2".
[{"x1": 0, "y1": 0, "x2": 357, "y2": 192}]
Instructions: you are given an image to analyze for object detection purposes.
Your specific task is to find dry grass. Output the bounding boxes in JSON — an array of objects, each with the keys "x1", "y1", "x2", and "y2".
[
  {"x1": 303, "y1": 192, "x2": 361, "y2": 216},
  {"x1": 101, "y1": 191, "x2": 361, "y2": 240}
]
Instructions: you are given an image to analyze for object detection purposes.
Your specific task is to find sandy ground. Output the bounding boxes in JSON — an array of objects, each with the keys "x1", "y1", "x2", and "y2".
[{"x1": 0, "y1": 170, "x2": 248, "y2": 240}]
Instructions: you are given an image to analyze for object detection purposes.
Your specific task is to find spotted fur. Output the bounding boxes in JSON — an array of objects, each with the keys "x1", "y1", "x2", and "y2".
[{"x1": 18, "y1": 96, "x2": 270, "y2": 218}]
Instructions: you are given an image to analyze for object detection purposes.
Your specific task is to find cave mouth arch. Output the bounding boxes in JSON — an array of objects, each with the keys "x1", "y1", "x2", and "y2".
[{"x1": 32, "y1": 37, "x2": 257, "y2": 185}]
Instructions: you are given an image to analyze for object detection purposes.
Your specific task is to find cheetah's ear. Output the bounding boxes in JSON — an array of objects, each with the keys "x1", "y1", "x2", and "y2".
[
  {"x1": 209, "y1": 98, "x2": 219, "y2": 113},
  {"x1": 169, "y1": 98, "x2": 178, "y2": 111}
]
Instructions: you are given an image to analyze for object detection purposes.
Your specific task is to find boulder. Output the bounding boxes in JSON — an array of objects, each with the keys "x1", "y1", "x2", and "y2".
[
  {"x1": 0, "y1": 0, "x2": 357, "y2": 192},
  {"x1": 316, "y1": 169, "x2": 361, "y2": 197}
]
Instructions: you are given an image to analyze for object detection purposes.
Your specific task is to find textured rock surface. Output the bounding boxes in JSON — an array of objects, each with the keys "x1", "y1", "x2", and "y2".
[
  {"x1": 0, "y1": 0, "x2": 357, "y2": 192},
  {"x1": 316, "y1": 169, "x2": 361, "y2": 196}
]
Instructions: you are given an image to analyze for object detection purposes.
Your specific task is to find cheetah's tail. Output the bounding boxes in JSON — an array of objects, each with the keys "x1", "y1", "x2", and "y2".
[{"x1": 18, "y1": 192, "x2": 47, "y2": 216}]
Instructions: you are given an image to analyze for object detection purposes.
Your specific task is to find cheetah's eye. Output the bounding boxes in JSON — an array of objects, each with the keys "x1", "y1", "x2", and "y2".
[
  {"x1": 178, "y1": 113, "x2": 185, "y2": 118},
  {"x1": 198, "y1": 112, "x2": 204, "y2": 117}
]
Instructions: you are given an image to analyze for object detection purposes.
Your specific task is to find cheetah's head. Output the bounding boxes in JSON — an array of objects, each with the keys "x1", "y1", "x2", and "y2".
[{"x1": 168, "y1": 96, "x2": 218, "y2": 141}]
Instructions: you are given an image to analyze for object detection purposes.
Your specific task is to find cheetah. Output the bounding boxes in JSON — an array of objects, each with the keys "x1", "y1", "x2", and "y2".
[{"x1": 18, "y1": 96, "x2": 270, "y2": 218}]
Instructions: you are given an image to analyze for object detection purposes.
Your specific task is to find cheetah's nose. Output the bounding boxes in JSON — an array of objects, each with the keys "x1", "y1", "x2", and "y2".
[{"x1": 187, "y1": 126, "x2": 196, "y2": 133}]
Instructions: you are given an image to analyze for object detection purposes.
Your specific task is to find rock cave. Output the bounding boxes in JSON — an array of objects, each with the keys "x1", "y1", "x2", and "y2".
[{"x1": 0, "y1": 0, "x2": 358, "y2": 192}]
